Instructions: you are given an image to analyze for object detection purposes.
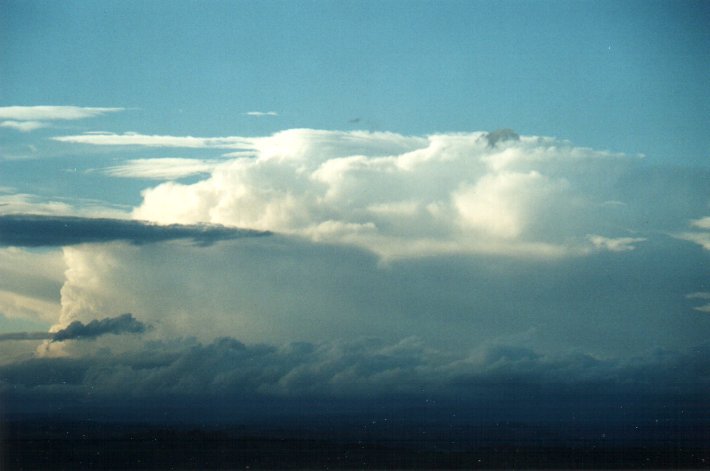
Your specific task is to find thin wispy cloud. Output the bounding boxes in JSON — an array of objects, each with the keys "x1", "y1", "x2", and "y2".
[
  {"x1": 0, "y1": 106, "x2": 124, "y2": 132},
  {"x1": 0, "y1": 120, "x2": 49, "y2": 132},
  {"x1": 101, "y1": 158, "x2": 223, "y2": 180},
  {"x1": 54, "y1": 131, "x2": 255, "y2": 149},
  {"x1": 244, "y1": 111, "x2": 278, "y2": 117},
  {"x1": 0, "y1": 106, "x2": 124, "y2": 121}
]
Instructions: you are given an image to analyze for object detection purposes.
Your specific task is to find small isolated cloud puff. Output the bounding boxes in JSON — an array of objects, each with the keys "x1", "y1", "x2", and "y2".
[
  {"x1": 245, "y1": 111, "x2": 278, "y2": 117},
  {"x1": 587, "y1": 235, "x2": 646, "y2": 252},
  {"x1": 2, "y1": 335, "x2": 709, "y2": 400},
  {"x1": 128, "y1": 129, "x2": 645, "y2": 259},
  {"x1": 101, "y1": 158, "x2": 224, "y2": 180}
]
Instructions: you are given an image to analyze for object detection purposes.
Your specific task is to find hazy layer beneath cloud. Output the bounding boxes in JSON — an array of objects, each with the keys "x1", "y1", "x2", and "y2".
[
  {"x1": 50, "y1": 235, "x2": 709, "y2": 359},
  {"x1": 0, "y1": 106, "x2": 124, "y2": 121}
]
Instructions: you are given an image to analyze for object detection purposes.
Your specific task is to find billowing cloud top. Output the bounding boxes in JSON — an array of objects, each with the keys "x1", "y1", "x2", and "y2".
[
  {"x1": 0, "y1": 214, "x2": 269, "y2": 247},
  {"x1": 109, "y1": 128, "x2": 652, "y2": 259}
]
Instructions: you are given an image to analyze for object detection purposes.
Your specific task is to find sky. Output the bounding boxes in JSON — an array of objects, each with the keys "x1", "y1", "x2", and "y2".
[{"x1": 0, "y1": 0, "x2": 709, "y2": 433}]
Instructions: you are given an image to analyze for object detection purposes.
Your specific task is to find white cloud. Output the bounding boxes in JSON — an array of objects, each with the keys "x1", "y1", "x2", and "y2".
[
  {"x1": 0, "y1": 106, "x2": 123, "y2": 121},
  {"x1": 54, "y1": 131, "x2": 255, "y2": 149},
  {"x1": 0, "y1": 193, "x2": 130, "y2": 219},
  {"x1": 0, "y1": 120, "x2": 49, "y2": 132},
  {"x1": 686, "y1": 292, "x2": 710, "y2": 313},
  {"x1": 128, "y1": 129, "x2": 643, "y2": 259},
  {"x1": 676, "y1": 216, "x2": 710, "y2": 251},
  {"x1": 101, "y1": 158, "x2": 224, "y2": 180},
  {"x1": 245, "y1": 111, "x2": 278, "y2": 117},
  {"x1": 587, "y1": 235, "x2": 646, "y2": 252},
  {"x1": 43, "y1": 229, "x2": 710, "y2": 361},
  {"x1": 691, "y1": 216, "x2": 710, "y2": 230}
]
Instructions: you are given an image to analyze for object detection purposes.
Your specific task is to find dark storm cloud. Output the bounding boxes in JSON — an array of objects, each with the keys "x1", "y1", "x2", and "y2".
[
  {"x1": 51, "y1": 313, "x2": 148, "y2": 342},
  {"x1": 0, "y1": 214, "x2": 270, "y2": 247},
  {"x1": 0, "y1": 313, "x2": 148, "y2": 343},
  {"x1": 0, "y1": 332, "x2": 52, "y2": 341},
  {"x1": 2, "y1": 336, "x2": 708, "y2": 403}
]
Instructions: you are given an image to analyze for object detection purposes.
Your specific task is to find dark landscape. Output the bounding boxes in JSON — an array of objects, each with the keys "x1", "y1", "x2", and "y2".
[{"x1": 3, "y1": 417, "x2": 709, "y2": 469}]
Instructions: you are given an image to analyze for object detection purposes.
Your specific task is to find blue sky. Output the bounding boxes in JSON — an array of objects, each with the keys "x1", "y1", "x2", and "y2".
[
  {"x1": 2, "y1": 0, "x2": 708, "y2": 160},
  {"x1": 0, "y1": 0, "x2": 709, "y2": 436}
]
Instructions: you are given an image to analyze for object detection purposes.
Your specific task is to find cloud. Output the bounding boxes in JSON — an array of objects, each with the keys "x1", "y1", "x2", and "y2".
[
  {"x1": 50, "y1": 313, "x2": 147, "y2": 342},
  {"x1": 245, "y1": 111, "x2": 278, "y2": 117},
  {"x1": 676, "y1": 216, "x2": 710, "y2": 251},
  {"x1": 687, "y1": 292, "x2": 710, "y2": 313},
  {"x1": 0, "y1": 247, "x2": 64, "y2": 324},
  {"x1": 0, "y1": 192, "x2": 130, "y2": 218},
  {"x1": 1, "y1": 335, "x2": 708, "y2": 415},
  {"x1": 0, "y1": 289, "x2": 60, "y2": 324},
  {"x1": 48, "y1": 233, "x2": 710, "y2": 359},
  {"x1": 587, "y1": 235, "x2": 646, "y2": 252},
  {"x1": 122, "y1": 128, "x2": 663, "y2": 259},
  {"x1": 691, "y1": 216, "x2": 710, "y2": 230},
  {"x1": 0, "y1": 313, "x2": 147, "y2": 343},
  {"x1": 0, "y1": 120, "x2": 49, "y2": 132},
  {"x1": 54, "y1": 131, "x2": 255, "y2": 149},
  {"x1": 100, "y1": 158, "x2": 224, "y2": 180},
  {"x1": 485, "y1": 128, "x2": 520, "y2": 147},
  {"x1": 0, "y1": 214, "x2": 270, "y2": 247},
  {"x1": 0, "y1": 106, "x2": 124, "y2": 121},
  {"x1": 0, "y1": 106, "x2": 123, "y2": 132}
]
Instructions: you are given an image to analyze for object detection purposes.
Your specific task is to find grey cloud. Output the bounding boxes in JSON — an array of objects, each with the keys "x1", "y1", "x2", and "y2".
[
  {"x1": 2, "y1": 336, "x2": 707, "y2": 400},
  {"x1": 484, "y1": 128, "x2": 520, "y2": 147},
  {"x1": 0, "y1": 214, "x2": 270, "y2": 247},
  {"x1": 0, "y1": 314, "x2": 149, "y2": 343}
]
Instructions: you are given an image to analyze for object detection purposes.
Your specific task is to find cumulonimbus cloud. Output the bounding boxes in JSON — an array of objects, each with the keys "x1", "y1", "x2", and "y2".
[
  {"x1": 0, "y1": 214, "x2": 270, "y2": 247},
  {"x1": 119, "y1": 128, "x2": 652, "y2": 259},
  {"x1": 50, "y1": 127, "x2": 709, "y2": 259}
]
